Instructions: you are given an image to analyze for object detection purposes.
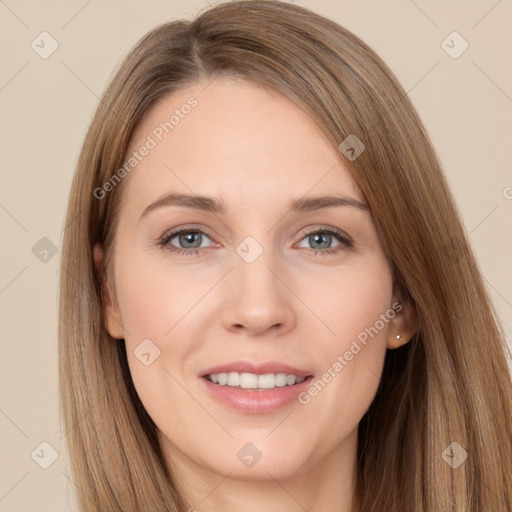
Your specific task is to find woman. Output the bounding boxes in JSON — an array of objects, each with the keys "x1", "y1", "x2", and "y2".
[{"x1": 59, "y1": 1, "x2": 512, "y2": 510}]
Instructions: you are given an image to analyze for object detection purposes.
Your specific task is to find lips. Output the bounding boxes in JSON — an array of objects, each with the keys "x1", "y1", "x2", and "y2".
[{"x1": 198, "y1": 360, "x2": 315, "y2": 414}]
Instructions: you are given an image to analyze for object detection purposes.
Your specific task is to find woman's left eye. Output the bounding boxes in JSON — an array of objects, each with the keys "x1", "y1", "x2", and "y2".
[
  {"x1": 157, "y1": 227, "x2": 352, "y2": 257},
  {"x1": 296, "y1": 228, "x2": 352, "y2": 255}
]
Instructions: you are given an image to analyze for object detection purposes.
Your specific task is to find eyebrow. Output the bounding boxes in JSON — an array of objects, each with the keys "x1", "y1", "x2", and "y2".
[{"x1": 140, "y1": 192, "x2": 368, "y2": 220}]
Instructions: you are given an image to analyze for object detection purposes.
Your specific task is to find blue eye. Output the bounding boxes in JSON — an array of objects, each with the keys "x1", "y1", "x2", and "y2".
[
  {"x1": 158, "y1": 228, "x2": 214, "y2": 257},
  {"x1": 158, "y1": 226, "x2": 352, "y2": 257},
  {"x1": 296, "y1": 227, "x2": 352, "y2": 256}
]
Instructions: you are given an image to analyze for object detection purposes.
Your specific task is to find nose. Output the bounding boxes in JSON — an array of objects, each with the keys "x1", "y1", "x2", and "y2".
[{"x1": 221, "y1": 250, "x2": 297, "y2": 338}]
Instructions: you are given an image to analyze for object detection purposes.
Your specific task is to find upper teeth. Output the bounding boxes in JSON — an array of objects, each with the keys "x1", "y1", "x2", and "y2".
[{"x1": 208, "y1": 372, "x2": 305, "y2": 389}]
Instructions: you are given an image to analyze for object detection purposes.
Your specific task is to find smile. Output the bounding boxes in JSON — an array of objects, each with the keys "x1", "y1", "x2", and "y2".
[{"x1": 206, "y1": 371, "x2": 306, "y2": 389}]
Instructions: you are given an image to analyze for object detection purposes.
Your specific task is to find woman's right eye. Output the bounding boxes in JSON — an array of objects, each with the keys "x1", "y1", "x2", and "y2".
[{"x1": 158, "y1": 228, "x2": 215, "y2": 256}]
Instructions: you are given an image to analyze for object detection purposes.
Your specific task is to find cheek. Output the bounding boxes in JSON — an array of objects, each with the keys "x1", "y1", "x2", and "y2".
[
  {"x1": 112, "y1": 248, "x2": 213, "y2": 412},
  {"x1": 297, "y1": 261, "x2": 392, "y2": 439},
  {"x1": 113, "y1": 244, "x2": 209, "y2": 341},
  {"x1": 305, "y1": 255, "x2": 393, "y2": 349},
  {"x1": 336, "y1": 270, "x2": 392, "y2": 346}
]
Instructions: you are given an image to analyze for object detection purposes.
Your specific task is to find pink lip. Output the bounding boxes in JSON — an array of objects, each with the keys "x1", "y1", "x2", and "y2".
[
  {"x1": 198, "y1": 360, "x2": 314, "y2": 414},
  {"x1": 200, "y1": 376, "x2": 314, "y2": 414},
  {"x1": 199, "y1": 360, "x2": 312, "y2": 378}
]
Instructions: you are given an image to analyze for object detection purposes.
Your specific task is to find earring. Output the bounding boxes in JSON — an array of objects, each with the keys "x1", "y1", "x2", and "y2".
[{"x1": 395, "y1": 334, "x2": 401, "y2": 340}]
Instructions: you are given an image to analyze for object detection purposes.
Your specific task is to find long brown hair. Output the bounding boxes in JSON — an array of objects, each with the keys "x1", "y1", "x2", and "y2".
[{"x1": 59, "y1": 1, "x2": 512, "y2": 510}]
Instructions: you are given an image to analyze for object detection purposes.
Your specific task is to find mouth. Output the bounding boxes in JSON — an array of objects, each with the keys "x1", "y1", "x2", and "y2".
[{"x1": 198, "y1": 362, "x2": 314, "y2": 413}]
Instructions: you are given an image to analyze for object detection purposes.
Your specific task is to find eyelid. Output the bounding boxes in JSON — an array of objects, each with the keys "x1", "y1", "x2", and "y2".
[{"x1": 159, "y1": 224, "x2": 217, "y2": 244}]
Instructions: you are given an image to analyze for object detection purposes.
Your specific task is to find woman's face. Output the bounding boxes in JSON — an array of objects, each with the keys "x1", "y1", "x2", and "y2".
[{"x1": 95, "y1": 77, "x2": 412, "y2": 484}]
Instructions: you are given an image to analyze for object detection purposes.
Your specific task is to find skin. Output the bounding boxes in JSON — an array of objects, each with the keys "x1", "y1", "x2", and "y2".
[{"x1": 94, "y1": 76, "x2": 415, "y2": 512}]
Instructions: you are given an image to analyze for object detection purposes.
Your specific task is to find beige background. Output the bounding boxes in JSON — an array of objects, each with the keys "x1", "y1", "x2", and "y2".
[{"x1": 1, "y1": 1, "x2": 511, "y2": 510}]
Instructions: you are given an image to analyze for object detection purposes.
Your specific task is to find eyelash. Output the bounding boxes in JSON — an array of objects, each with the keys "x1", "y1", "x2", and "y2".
[{"x1": 157, "y1": 225, "x2": 353, "y2": 258}]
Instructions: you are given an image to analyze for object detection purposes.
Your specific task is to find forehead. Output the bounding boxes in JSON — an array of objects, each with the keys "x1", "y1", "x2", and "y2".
[{"x1": 122, "y1": 77, "x2": 363, "y2": 214}]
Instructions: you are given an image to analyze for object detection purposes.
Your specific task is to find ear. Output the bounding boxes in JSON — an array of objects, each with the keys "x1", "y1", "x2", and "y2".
[
  {"x1": 386, "y1": 290, "x2": 417, "y2": 350},
  {"x1": 93, "y1": 243, "x2": 124, "y2": 339}
]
